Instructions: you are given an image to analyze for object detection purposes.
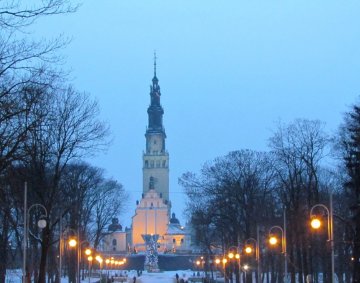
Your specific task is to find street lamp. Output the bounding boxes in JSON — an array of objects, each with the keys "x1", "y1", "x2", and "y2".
[
  {"x1": 78, "y1": 240, "x2": 91, "y2": 283},
  {"x1": 310, "y1": 193, "x2": 334, "y2": 283},
  {"x1": 59, "y1": 227, "x2": 77, "y2": 280},
  {"x1": 87, "y1": 256, "x2": 93, "y2": 283},
  {"x1": 22, "y1": 200, "x2": 48, "y2": 283},
  {"x1": 245, "y1": 237, "x2": 260, "y2": 283},
  {"x1": 222, "y1": 258, "x2": 228, "y2": 282},
  {"x1": 84, "y1": 249, "x2": 92, "y2": 281},
  {"x1": 243, "y1": 264, "x2": 249, "y2": 281},
  {"x1": 268, "y1": 225, "x2": 287, "y2": 283},
  {"x1": 96, "y1": 255, "x2": 104, "y2": 277},
  {"x1": 227, "y1": 246, "x2": 241, "y2": 283}
]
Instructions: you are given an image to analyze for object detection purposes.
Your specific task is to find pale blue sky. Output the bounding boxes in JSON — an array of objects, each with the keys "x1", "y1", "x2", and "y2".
[{"x1": 34, "y1": 1, "x2": 360, "y2": 227}]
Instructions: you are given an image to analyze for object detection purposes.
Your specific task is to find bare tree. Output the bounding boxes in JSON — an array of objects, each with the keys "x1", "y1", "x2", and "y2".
[
  {"x1": 55, "y1": 162, "x2": 127, "y2": 282},
  {"x1": 0, "y1": 0, "x2": 77, "y2": 28},
  {"x1": 180, "y1": 149, "x2": 277, "y2": 283},
  {"x1": 90, "y1": 179, "x2": 128, "y2": 249},
  {"x1": 19, "y1": 86, "x2": 109, "y2": 283},
  {"x1": 269, "y1": 119, "x2": 330, "y2": 283}
]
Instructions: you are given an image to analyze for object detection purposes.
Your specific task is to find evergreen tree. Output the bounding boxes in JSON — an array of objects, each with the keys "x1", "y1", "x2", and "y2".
[{"x1": 340, "y1": 104, "x2": 360, "y2": 282}]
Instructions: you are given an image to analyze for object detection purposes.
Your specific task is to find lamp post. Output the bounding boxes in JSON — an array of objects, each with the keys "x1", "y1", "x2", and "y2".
[
  {"x1": 215, "y1": 258, "x2": 220, "y2": 280},
  {"x1": 23, "y1": 182, "x2": 48, "y2": 283},
  {"x1": 222, "y1": 257, "x2": 228, "y2": 282},
  {"x1": 310, "y1": 193, "x2": 334, "y2": 283},
  {"x1": 243, "y1": 264, "x2": 249, "y2": 282},
  {"x1": 227, "y1": 246, "x2": 241, "y2": 283},
  {"x1": 269, "y1": 225, "x2": 287, "y2": 282},
  {"x1": 245, "y1": 237, "x2": 260, "y2": 283},
  {"x1": 96, "y1": 255, "x2": 104, "y2": 279},
  {"x1": 85, "y1": 248, "x2": 92, "y2": 280},
  {"x1": 59, "y1": 227, "x2": 77, "y2": 280},
  {"x1": 73, "y1": 240, "x2": 91, "y2": 283},
  {"x1": 87, "y1": 255, "x2": 93, "y2": 283}
]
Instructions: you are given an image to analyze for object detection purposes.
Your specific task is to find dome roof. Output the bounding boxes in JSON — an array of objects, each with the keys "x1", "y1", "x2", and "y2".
[
  {"x1": 108, "y1": 218, "x2": 122, "y2": 232},
  {"x1": 170, "y1": 213, "x2": 180, "y2": 224}
]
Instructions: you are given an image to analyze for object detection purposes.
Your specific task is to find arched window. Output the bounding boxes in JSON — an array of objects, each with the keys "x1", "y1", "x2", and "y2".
[
  {"x1": 173, "y1": 238, "x2": 176, "y2": 244},
  {"x1": 112, "y1": 239, "x2": 117, "y2": 246}
]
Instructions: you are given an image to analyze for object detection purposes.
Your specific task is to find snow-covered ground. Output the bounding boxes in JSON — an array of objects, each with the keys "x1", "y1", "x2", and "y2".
[{"x1": 5, "y1": 269, "x2": 214, "y2": 283}]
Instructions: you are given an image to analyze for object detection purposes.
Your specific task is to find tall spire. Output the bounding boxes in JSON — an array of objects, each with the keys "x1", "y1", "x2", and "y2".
[
  {"x1": 147, "y1": 52, "x2": 164, "y2": 134},
  {"x1": 152, "y1": 51, "x2": 158, "y2": 84},
  {"x1": 153, "y1": 50, "x2": 157, "y2": 78}
]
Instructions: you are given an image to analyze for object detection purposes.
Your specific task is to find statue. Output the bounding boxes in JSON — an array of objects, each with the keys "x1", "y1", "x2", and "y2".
[{"x1": 141, "y1": 234, "x2": 160, "y2": 272}]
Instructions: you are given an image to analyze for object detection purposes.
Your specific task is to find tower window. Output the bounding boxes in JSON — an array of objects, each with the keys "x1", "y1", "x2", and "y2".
[
  {"x1": 162, "y1": 161, "x2": 166, "y2": 167},
  {"x1": 145, "y1": 160, "x2": 149, "y2": 168},
  {"x1": 150, "y1": 161, "x2": 154, "y2": 168},
  {"x1": 156, "y1": 161, "x2": 160, "y2": 167},
  {"x1": 112, "y1": 239, "x2": 117, "y2": 246}
]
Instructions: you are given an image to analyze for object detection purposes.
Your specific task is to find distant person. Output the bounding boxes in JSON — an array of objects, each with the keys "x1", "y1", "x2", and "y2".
[
  {"x1": 176, "y1": 273, "x2": 179, "y2": 282},
  {"x1": 133, "y1": 276, "x2": 136, "y2": 283}
]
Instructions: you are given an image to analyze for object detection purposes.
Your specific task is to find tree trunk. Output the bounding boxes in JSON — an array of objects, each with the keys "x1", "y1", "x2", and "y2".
[
  {"x1": 0, "y1": 213, "x2": 9, "y2": 283},
  {"x1": 0, "y1": 240, "x2": 7, "y2": 283},
  {"x1": 354, "y1": 205, "x2": 360, "y2": 283},
  {"x1": 38, "y1": 226, "x2": 51, "y2": 283}
]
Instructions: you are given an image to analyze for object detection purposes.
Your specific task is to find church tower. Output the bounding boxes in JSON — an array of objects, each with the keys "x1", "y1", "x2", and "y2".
[
  {"x1": 131, "y1": 55, "x2": 171, "y2": 252},
  {"x1": 142, "y1": 55, "x2": 170, "y2": 203},
  {"x1": 106, "y1": 56, "x2": 191, "y2": 255}
]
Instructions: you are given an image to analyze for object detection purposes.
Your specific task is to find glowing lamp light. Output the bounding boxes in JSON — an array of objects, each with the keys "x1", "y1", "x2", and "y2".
[
  {"x1": 106, "y1": 259, "x2": 110, "y2": 264},
  {"x1": 222, "y1": 258, "x2": 227, "y2": 264},
  {"x1": 269, "y1": 236, "x2": 278, "y2": 245},
  {"x1": 196, "y1": 260, "x2": 200, "y2": 266},
  {"x1": 228, "y1": 252, "x2": 234, "y2": 259},
  {"x1": 85, "y1": 248, "x2": 92, "y2": 255},
  {"x1": 311, "y1": 218, "x2": 321, "y2": 229},
  {"x1": 235, "y1": 254, "x2": 240, "y2": 260},
  {"x1": 95, "y1": 255, "x2": 103, "y2": 263},
  {"x1": 245, "y1": 246, "x2": 253, "y2": 254},
  {"x1": 243, "y1": 264, "x2": 249, "y2": 271},
  {"x1": 215, "y1": 258, "x2": 220, "y2": 264},
  {"x1": 88, "y1": 256, "x2": 93, "y2": 262},
  {"x1": 68, "y1": 239, "x2": 77, "y2": 247}
]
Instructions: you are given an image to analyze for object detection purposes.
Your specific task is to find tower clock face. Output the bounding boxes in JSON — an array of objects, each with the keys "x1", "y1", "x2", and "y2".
[{"x1": 150, "y1": 136, "x2": 162, "y2": 152}]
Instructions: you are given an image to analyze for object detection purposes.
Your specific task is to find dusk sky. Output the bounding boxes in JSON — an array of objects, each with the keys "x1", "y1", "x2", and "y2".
[{"x1": 34, "y1": 1, "x2": 360, "y2": 227}]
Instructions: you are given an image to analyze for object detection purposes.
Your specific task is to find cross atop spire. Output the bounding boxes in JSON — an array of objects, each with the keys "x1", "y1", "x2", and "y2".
[
  {"x1": 153, "y1": 51, "x2": 157, "y2": 78},
  {"x1": 152, "y1": 51, "x2": 158, "y2": 85}
]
